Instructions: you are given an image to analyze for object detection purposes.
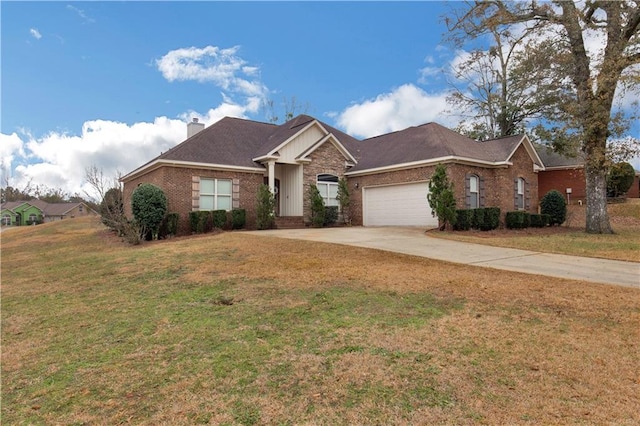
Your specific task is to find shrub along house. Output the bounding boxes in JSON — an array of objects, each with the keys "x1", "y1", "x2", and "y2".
[{"x1": 121, "y1": 115, "x2": 544, "y2": 234}]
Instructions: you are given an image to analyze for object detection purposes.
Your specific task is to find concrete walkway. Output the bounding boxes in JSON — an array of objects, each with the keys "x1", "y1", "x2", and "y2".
[{"x1": 246, "y1": 227, "x2": 640, "y2": 289}]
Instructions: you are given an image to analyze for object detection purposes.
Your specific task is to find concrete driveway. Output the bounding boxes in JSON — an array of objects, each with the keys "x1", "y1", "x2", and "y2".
[{"x1": 247, "y1": 227, "x2": 640, "y2": 289}]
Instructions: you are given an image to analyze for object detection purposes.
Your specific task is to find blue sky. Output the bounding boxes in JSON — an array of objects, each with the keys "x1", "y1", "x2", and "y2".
[{"x1": 1, "y1": 2, "x2": 638, "y2": 198}]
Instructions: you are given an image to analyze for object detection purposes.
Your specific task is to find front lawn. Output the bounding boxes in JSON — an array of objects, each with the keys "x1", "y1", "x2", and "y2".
[
  {"x1": 430, "y1": 200, "x2": 640, "y2": 262},
  {"x1": 2, "y1": 217, "x2": 639, "y2": 424}
]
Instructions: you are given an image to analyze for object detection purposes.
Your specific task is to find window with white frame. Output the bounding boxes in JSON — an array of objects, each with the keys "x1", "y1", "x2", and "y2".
[
  {"x1": 200, "y1": 178, "x2": 232, "y2": 211},
  {"x1": 469, "y1": 175, "x2": 479, "y2": 209},
  {"x1": 516, "y1": 177, "x2": 525, "y2": 210},
  {"x1": 316, "y1": 174, "x2": 339, "y2": 207},
  {"x1": 2, "y1": 215, "x2": 11, "y2": 226},
  {"x1": 28, "y1": 213, "x2": 38, "y2": 223}
]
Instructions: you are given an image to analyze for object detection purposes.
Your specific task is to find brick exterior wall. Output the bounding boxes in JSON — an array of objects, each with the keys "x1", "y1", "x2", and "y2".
[
  {"x1": 538, "y1": 168, "x2": 585, "y2": 205},
  {"x1": 123, "y1": 166, "x2": 263, "y2": 234},
  {"x1": 347, "y1": 144, "x2": 539, "y2": 226},
  {"x1": 626, "y1": 175, "x2": 640, "y2": 198},
  {"x1": 302, "y1": 142, "x2": 350, "y2": 224}
]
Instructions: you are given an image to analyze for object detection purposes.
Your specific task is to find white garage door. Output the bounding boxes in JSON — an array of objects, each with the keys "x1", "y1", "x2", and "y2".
[{"x1": 364, "y1": 182, "x2": 438, "y2": 227}]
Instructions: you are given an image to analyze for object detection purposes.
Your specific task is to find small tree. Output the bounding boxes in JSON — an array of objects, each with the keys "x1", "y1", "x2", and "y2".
[
  {"x1": 308, "y1": 184, "x2": 325, "y2": 228},
  {"x1": 256, "y1": 184, "x2": 275, "y2": 230},
  {"x1": 100, "y1": 187, "x2": 124, "y2": 232},
  {"x1": 131, "y1": 183, "x2": 168, "y2": 240},
  {"x1": 540, "y1": 190, "x2": 567, "y2": 226},
  {"x1": 427, "y1": 164, "x2": 457, "y2": 231},
  {"x1": 607, "y1": 162, "x2": 636, "y2": 198},
  {"x1": 336, "y1": 177, "x2": 351, "y2": 224}
]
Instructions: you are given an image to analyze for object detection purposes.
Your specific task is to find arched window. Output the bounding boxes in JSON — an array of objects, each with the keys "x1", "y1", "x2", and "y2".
[{"x1": 316, "y1": 174, "x2": 339, "y2": 207}]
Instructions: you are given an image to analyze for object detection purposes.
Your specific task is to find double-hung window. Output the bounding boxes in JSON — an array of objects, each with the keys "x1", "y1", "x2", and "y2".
[
  {"x1": 316, "y1": 174, "x2": 339, "y2": 207},
  {"x1": 200, "y1": 178, "x2": 232, "y2": 211},
  {"x1": 469, "y1": 175, "x2": 479, "y2": 209},
  {"x1": 516, "y1": 178, "x2": 525, "y2": 210}
]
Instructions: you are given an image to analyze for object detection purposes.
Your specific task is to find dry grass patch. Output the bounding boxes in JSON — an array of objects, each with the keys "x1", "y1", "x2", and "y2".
[
  {"x1": 430, "y1": 199, "x2": 640, "y2": 262},
  {"x1": 2, "y1": 217, "x2": 639, "y2": 425}
]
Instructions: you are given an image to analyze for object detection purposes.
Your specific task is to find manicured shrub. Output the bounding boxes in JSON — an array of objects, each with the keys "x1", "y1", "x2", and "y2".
[
  {"x1": 158, "y1": 212, "x2": 179, "y2": 238},
  {"x1": 189, "y1": 211, "x2": 212, "y2": 234},
  {"x1": 256, "y1": 184, "x2": 275, "y2": 230},
  {"x1": 212, "y1": 209, "x2": 227, "y2": 229},
  {"x1": 324, "y1": 206, "x2": 339, "y2": 226},
  {"x1": 483, "y1": 207, "x2": 501, "y2": 231},
  {"x1": 131, "y1": 183, "x2": 167, "y2": 240},
  {"x1": 505, "y1": 211, "x2": 530, "y2": 229},
  {"x1": 540, "y1": 190, "x2": 567, "y2": 226},
  {"x1": 472, "y1": 208, "x2": 485, "y2": 230},
  {"x1": 454, "y1": 209, "x2": 473, "y2": 231},
  {"x1": 231, "y1": 208, "x2": 246, "y2": 229},
  {"x1": 529, "y1": 214, "x2": 549, "y2": 228},
  {"x1": 308, "y1": 184, "x2": 325, "y2": 228}
]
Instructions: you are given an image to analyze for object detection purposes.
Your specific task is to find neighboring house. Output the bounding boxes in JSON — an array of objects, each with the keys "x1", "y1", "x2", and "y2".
[
  {"x1": 536, "y1": 145, "x2": 640, "y2": 203},
  {"x1": 0, "y1": 200, "x2": 97, "y2": 226},
  {"x1": 122, "y1": 115, "x2": 544, "y2": 234}
]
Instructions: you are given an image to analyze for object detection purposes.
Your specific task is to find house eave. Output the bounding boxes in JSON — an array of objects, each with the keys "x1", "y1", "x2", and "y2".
[
  {"x1": 345, "y1": 156, "x2": 510, "y2": 177},
  {"x1": 121, "y1": 159, "x2": 265, "y2": 182}
]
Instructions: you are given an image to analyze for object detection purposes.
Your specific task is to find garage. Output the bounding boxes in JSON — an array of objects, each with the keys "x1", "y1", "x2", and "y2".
[{"x1": 363, "y1": 181, "x2": 438, "y2": 227}]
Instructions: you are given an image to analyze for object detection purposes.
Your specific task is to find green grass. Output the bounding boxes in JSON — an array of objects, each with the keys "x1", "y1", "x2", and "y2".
[{"x1": 2, "y1": 217, "x2": 639, "y2": 424}]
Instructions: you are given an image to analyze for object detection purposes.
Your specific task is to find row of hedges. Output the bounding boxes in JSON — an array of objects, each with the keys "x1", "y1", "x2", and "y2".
[
  {"x1": 189, "y1": 209, "x2": 247, "y2": 234},
  {"x1": 505, "y1": 211, "x2": 552, "y2": 229},
  {"x1": 453, "y1": 207, "x2": 500, "y2": 231}
]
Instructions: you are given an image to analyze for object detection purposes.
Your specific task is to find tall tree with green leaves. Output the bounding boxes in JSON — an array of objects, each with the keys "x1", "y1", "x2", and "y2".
[
  {"x1": 446, "y1": 1, "x2": 640, "y2": 234},
  {"x1": 427, "y1": 164, "x2": 457, "y2": 231}
]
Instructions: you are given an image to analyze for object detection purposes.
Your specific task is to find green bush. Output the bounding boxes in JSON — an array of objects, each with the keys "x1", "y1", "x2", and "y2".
[
  {"x1": 189, "y1": 211, "x2": 212, "y2": 234},
  {"x1": 212, "y1": 210, "x2": 227, "y2": 229},
  {"x1": 308, "y1": 184, "x2": 325, "y2": 228},
  {"x1": 454, "y1": 209, "x2": 473, "y2": 231},
  {"x1": 540, "y1": 190, "x2": 567, "y2": 226},
  {"x1": 256, "y1": 184, "x2": 275, "y2": 230},
  {"x1": 324, "y1": 206, "x2": 339, "y2": 226},
  {"x1": 607, "y1": 162, "x2": 635, "y2": 197},
  {"x1": 158, "y1": 212, "x2": 179, "y2": 238},
  {"x1": 231, "y1": 209, "x2": 246, "y2": 229},
  {"x1": 471, "y1": 208, "x2": 485, "y2": 230},
  {"x1": 483, "y1": 207, "x2": 500, "y2": 231},
  {"x1": 505, "y1": 211, "x2": 530, "y2": 229},
  {"x1": 529, "y1": 214, "x2": 549, "y2": 228},
  {"x1": 427, "y1": 164, "x2": 457, "y2": 230},
  {"x1": 131, "y1": 183, "x2": 168, "y2": 240}
]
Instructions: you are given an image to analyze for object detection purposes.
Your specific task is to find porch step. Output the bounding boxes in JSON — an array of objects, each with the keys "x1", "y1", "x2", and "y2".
[{"x1": 275, "y1": 216, "x2": 306, "y2": 229}]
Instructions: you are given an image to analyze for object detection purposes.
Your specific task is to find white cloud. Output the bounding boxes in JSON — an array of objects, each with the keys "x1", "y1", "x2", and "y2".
[
  {"x1": 336, "y1": 84, "x2": 453, "y2": 139},
  {"x1": 29, "y1": 28, "x2": 42, "y2": 40},
  {"x1": 66, "y1": 5, "x2": 95, "y2": 24},
  {"x1": 156, "y1": 45, "x2": 268, "y2": 99}
]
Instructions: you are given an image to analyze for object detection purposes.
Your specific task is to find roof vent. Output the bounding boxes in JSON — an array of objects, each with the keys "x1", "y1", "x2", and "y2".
[{"x1": 187, "y1": 117, "x2": 205, "y2": 138}]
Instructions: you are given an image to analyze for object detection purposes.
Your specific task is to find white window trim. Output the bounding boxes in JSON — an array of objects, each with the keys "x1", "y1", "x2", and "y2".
[
  {"x1": 469, "y1": 175, "x2": 479, "y2": 209},
  {"x1": 516, "y1": 178, "x2": 525, "y2": 210},
  {"x1": 200, "y1": 178, "x2": 233, "y2": 211},
  {"x1": 316, "y1": 174, "x2": 339, "y2": 207}
]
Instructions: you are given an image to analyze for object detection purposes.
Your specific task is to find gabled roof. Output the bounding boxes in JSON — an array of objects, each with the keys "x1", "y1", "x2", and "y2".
[
  {"x1": 347, "y1": 123, "x2": 541, "y2": 175},
  {"x1": 534, "y1": 144, "x2": 584, "y2": 169}
]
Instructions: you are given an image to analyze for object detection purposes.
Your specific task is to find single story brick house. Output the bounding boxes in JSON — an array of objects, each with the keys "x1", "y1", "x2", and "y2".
[{"x1": 121, "y1": 115, "x2": 544, "y2": 233}]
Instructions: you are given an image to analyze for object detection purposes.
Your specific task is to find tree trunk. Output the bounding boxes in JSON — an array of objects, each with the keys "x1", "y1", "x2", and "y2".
[{"x1": 584, "y1": 164, "x2": 613, "y2": 234}]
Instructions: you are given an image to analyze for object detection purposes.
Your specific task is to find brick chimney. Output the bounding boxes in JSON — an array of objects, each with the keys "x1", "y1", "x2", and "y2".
[{"x1": 187, "y1": 117, "x2": 205, "y2": 138}]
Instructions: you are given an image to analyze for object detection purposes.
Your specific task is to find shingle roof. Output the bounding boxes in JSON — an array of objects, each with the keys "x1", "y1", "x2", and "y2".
[
  {"x1": 348, "y1": 123, "x2": 525, "y2": 172},
  {"x1": 1, "y1": 200, "x2": 89, "y2": 216},
  {"x1": 534, "y1": 144, "x2": 584, "y2": 168},
  {"x1": 156, "y1": 117, "x2": 277, "y2": 169}
]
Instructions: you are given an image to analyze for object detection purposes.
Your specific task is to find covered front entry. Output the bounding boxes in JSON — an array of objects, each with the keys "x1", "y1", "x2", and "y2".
[{"x1": 363, "y1": 181, "x2": 437, "y2": 227}]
